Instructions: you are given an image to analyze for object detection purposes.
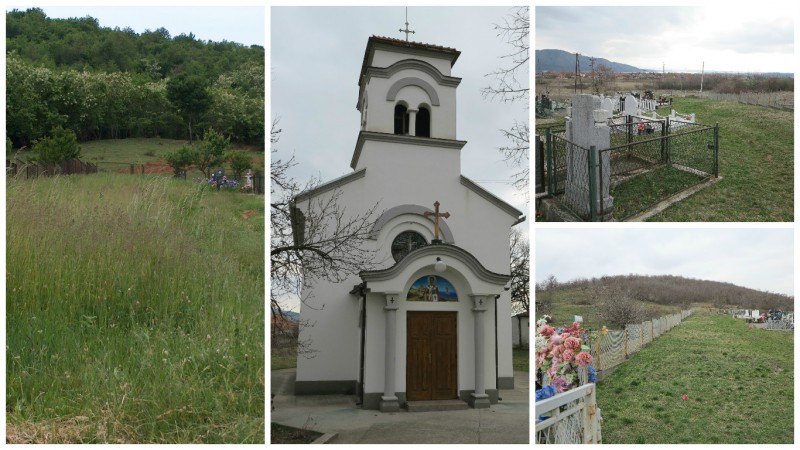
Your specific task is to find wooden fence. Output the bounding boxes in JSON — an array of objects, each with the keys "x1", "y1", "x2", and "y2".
[
  {"x1": 536, "y1": 383, "x2": 601, "y2": 444},
  {"x1": 7, "y1": 158, "x2": 97, "y2": 179}
]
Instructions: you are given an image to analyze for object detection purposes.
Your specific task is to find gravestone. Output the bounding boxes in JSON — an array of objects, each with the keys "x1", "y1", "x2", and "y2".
[
  {"x1": 623, "y1": 93, "x2": 639, "y2": 116},
  {"x1": 564, "y1": 94, "x2": 614, "y2": 220}
]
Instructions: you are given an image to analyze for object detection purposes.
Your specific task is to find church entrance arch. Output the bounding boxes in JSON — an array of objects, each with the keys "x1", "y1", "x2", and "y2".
[{"x1": 406, "y1": 311, "x2": 457, "y2": 401}]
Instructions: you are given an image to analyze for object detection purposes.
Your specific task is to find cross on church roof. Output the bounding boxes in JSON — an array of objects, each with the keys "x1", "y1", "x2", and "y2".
[
  {"x1": 423, "y1": 201, "x2": 450, "y2": 242},
  {"x1": 399, "y1": 7, "x2": 415, "y2": 41}
]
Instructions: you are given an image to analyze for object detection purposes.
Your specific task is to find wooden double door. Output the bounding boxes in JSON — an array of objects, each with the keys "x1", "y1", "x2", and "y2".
[{"x1": 406, "y1": 311, "x2": 458, "y2": 401}]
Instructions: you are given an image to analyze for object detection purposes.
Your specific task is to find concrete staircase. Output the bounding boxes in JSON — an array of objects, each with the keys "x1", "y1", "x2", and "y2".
[{"x1": 406, "y1": 399, "x2": 469, "y2": 412}]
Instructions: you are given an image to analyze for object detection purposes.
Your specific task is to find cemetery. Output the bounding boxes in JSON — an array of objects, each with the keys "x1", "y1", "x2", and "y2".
[
  {"x1": 535, "y1": 310, "x2": 692, "y2": 444},
  {"x1": 536, "y1": 93, "x2": 719, "y2": 221}
]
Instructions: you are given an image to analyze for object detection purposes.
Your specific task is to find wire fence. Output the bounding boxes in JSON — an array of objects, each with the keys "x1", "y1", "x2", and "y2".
[
  {"x1": 539, "y1": 116, "x2": 718, "y2": 221},
  {"x1": 589, "y1": 310, "x2": 693, "y2": 373},
  {"x1": 701, "y1": 91, "x2": 793, "y2": 111}
]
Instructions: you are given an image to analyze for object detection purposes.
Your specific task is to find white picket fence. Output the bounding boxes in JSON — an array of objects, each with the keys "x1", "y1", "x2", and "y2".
[{"x1": 536, "y1": 383, "x2": 602, "y2": 444}]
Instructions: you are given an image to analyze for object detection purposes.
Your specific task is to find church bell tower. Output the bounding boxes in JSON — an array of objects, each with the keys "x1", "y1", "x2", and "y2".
[{"x1": 351, "y1": 36, "x2": 466, "y2": 171}]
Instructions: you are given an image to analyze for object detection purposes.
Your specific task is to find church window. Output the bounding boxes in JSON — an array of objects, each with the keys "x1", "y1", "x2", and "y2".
[
  {"x1": 407, "y1": 275, "x2": 458, "y2": 302},
  {"x1": 416, "y1": 106, "x2": 430, "y2": 137},
  {"x1": 394, "y1": 104, "x2": 409, "y2": 135},
  {"x1": 391, "y1": 230, "x2": 426, "y2": 262}
]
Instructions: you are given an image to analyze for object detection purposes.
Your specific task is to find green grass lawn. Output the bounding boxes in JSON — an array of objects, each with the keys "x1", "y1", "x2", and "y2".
[
  {"x1": 7, "y1": 174, "x2": 265, "y2": 443},
  {"x1": 597, "y1": 311, "x2": 793, "y2": 444},
  {"x1": 648, "y1": 97, "x2": 793, "y2": 221},
  {"x1": 612, "y1": 165, "x2": 705, "y2": 220},
  {"x1": 513, "y1": 349, "x2": 529, "y2": 372}
]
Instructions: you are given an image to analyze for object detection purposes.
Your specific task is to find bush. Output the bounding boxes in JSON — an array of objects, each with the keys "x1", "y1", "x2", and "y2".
[
  {"x1": 227, "y1": 150, "x2": 253, "y2": 179},
  {"x1": 196, "y1": 128, "x2": 230, "y2": 178},
  {"x1": 164, "y1": 146, "x2": 198, "y2": 176},
  {"x1": 31, "y1": 126, "x2": 80, "y2": 165}
]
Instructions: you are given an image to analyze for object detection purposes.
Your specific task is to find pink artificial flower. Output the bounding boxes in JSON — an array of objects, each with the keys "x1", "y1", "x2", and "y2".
[
  {"x1": 681, "y1": 395, "x2": 688, "y2": 401},
  {"x1": 552, "y1": 376, "x2": 569, "y2": 393},
  {"x1": 560, "y1": 333, "x2": 570, "y2": 342},
  {"x1": 538, "y1": 325, "x2": 556, "y2": 337},
  {"x1": 561, "y1": 349, "x2": 575, "y2": 363},
  {"x1": 550, "y1": 334, "x2": 561, "y2": 345},
  {"x1": 575, "y1": 351, "x2": 593, "y2": 367},
  {"x1": 565, "y1": 336, "x2": 582, "y2": 351}
]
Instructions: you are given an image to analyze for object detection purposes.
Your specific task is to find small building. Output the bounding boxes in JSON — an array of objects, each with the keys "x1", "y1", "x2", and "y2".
[
  {"x1": 511, "y1": 312, "x2": 529, "y2": 349},
  {"x1": 292, "y1": 36, "x2": 524, "y2": 411}
]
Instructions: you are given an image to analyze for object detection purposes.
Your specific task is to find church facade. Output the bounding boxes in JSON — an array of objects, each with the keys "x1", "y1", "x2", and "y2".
[{"x1": 292, "y1": 36, "x2": 524, "y2": 411}]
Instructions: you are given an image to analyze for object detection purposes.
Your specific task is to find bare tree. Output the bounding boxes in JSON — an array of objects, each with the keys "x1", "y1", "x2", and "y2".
[
  {"x1": 270, "y1": 117, "x2": 380, "y2": 355},
  {"x1": 595, "y1": 63, "x2": 615, "y2": 94},
  {"x1": 509, "y1": 228, "x2": 529, "y2": 315},
  {"x1": 483, "y1": 6, "x2": 530, "y2": 202},
  {"x1": 595, "y1": 286, "x2": 645, "y2": 329}
]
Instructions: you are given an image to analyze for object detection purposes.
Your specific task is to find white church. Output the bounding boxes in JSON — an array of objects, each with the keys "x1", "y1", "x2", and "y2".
[{"x1": 292, "y1": 35, "x2": 525, "y2": 411}]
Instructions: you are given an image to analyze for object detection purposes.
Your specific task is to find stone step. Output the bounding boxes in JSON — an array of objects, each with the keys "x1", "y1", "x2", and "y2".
[{"x1": 406, "y1": 399, "x2": 469, "y2": 412}]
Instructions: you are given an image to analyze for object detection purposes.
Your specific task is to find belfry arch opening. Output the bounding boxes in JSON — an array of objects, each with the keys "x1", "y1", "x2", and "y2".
[
  {"x1": 416, "y1": 106, "x2": 430, "y2": 137},
  {"x1": 394, "y1": 103, "x2": 409, "y2": 135}
]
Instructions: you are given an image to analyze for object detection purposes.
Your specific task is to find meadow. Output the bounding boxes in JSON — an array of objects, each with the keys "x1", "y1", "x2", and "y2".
[
  {"x1": 536, "y1": 96, "x2": 793, "y2": 221},
  {"x1": 596, "y1": 311, "x2": 793, "y2": 444},
  {"x1": 6, "y1": 173, "x2": 265, "y2": 443}
]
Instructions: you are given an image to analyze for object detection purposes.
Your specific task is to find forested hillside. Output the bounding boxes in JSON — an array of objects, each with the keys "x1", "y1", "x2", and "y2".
[
  {"x1": 6, "y1": 8, "x2": 264, "y2": 148},
  {"x1": 537, "y1": 274, "x2": 794, "y2": 312}
]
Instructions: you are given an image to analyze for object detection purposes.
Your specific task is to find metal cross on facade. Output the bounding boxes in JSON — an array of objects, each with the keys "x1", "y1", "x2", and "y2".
[
  {"x1": 423, "y1": 201, "x2": 450, "y2": 241},
  {"x1": 399, "y1": 7, "x2": 415, "y2": 41}
]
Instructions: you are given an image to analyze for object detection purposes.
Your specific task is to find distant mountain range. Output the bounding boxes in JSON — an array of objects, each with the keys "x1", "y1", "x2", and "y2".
[{"x1": 536, "y1": 49, "x2": 645, "y2": 73}]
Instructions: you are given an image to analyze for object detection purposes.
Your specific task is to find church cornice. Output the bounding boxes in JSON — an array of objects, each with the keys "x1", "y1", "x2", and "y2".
[
  {"x1": 460, "y1": 175, "x2": 525, "y2": 220},
  {"x1": 359, "y1": 36, "x2": 461, "y2": 87},
  {"x1": 294, "y1": 168, "x2": 367, "y2": 203},
  {"x1": 351, "y1": 131, "x2": 466, "y2": 170},
  {"x1": 359, "y1": 243, "x2": 510, "y2": 286}
]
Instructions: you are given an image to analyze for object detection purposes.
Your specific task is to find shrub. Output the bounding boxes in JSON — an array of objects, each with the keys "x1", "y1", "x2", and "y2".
[
  {"x1": 227, "y1": 150, "x2": 253, "y2": 179},
  {"x1": 164, "y1": 145, "x2": 198, "y2": 176},
  {"x1": 31, "y1": 126, "x2": 81, "y2": 165},
  {"x1": 195, "y1": 128, "x2": 230, "y2": 178}
]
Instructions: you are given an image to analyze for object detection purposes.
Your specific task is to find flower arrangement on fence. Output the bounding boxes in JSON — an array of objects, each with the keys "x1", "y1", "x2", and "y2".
[{"x1": 535, "y1": 315, "x2": 596, "y2": 404}]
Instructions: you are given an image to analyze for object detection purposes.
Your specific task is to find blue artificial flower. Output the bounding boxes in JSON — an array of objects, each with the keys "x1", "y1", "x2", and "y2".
[
  {"x1": 535, "y1": 384, "x2": 556, "y2": 402},
  {"x1": 588, "y1": 365, "x2": 597, "y2": 383}
]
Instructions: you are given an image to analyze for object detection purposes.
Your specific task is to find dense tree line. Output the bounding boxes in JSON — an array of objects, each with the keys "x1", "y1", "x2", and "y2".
[
  {"x1": 6, "y1": 8, "x2": 264, "y2": 149},
  {"x1": 536, "y1": 274, "x2": 794, "y2": 312}
]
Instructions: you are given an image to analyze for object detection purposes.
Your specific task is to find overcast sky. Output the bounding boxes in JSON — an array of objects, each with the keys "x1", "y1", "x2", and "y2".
[
  {"x1": 536, "y1": 6, "x2": 794, "y2": 73},
  {"x1": 536, "y1": 228, "x2": 794, "y2": 297},
  {"x1": 271, "y1": 6, "x2": 529, "y2": 216},
  {"x1": 8, "y1": 5, "x2": 265, "y2": 47}
]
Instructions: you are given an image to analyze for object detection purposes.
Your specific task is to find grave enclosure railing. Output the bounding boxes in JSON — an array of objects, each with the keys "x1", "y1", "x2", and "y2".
[
  {"x1": 539, "y1": 116, "x2": 719, "y2": 221},
  {"x1": 535, "y1": 309, "x2": 692, "y2": 445}
]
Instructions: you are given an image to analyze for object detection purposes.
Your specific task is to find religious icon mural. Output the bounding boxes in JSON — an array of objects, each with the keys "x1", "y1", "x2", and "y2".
[{"x1": 407, "y1": 275, "x2": 458, "y2": 302}]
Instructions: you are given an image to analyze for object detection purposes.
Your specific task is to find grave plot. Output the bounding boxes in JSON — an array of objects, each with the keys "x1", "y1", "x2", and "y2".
[{"x1": 536, "y1": 94, "x2": 718, "y2": 221}]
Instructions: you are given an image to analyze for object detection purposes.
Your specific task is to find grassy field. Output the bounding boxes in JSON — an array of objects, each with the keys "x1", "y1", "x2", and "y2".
[
  {"x1": 596, "y1": 311, "x2": 793, "y2": 444},
  {"x1": 536, "y1": 96, "x2": 793, "y2": 221},
  {"x1": 12, "y1": 138, "x2": 265, "y2": 177},
  {"x1": 649, "y1": 97, "x2": 793, "y2": 221},
  {"x1": 535, "y1": 288, "x2": 680, "y2": 331},
  {"x1": 7, "y1": 174, "x2": 265, "y2": 443}
]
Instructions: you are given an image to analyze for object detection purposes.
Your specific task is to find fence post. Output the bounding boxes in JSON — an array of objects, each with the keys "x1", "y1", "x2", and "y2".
[
  {"x1": 623, "y1": 328, "x2": 628, "y2": 358},
  {"x1": 595, "y1": 331, "x2": 601, "y2": 372},
  {"x1": 665, "y1": 117, "x2": 671, "y2": 164},
  {"x1": 546, "y1": 128, "x2": 554, "y2": 195},
  {"x1": 640, "y1": 322, "x2": 644, "y2": 348},
  {"x1": 713, "y1": 122, "x2": 719, "y2": 177},
  {"x1": 589, "y1": 145, "x2": 598, "y2": 222}
]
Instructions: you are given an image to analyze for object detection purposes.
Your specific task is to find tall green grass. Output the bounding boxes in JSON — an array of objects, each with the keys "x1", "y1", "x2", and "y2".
[
  {"x1": 597, "y1": 311, "x2": 792, "y2": 444},
  {"x1": 7, "y1": 174, "x2": 264, "y2": 443}
]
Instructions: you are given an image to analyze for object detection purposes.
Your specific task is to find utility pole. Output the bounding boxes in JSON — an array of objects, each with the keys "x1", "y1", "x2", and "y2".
[{"x1": 700, "y1": 61, "x2": 705, "y2": 93}]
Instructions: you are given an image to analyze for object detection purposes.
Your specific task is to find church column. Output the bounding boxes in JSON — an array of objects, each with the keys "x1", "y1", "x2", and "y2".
[
  {"x1": 380, "y1": 292, "x2": 401, "y2": 412},
  {"x1": 470, "y1": 295, "x2": 491, "y2": 408},
  {"x1": 408, "y1": 109, "x2": 418, "y2": 136}
]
